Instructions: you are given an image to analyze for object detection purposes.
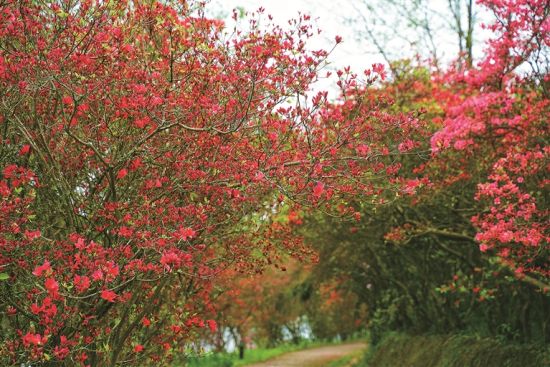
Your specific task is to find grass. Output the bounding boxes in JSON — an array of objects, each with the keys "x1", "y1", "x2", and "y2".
[{"x1": 181, "y1": 340, "x2": 329, "y2": 367}]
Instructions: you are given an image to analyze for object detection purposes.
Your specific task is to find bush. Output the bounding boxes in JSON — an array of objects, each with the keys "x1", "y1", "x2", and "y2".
[{"x1": 360, "y1": 333, "x2": 549, "y2": 367}]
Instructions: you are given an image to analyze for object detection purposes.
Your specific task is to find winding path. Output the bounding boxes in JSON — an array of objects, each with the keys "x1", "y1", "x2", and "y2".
[{"x1": 244, "y1": 342, "x2": 367, "y2": 367}]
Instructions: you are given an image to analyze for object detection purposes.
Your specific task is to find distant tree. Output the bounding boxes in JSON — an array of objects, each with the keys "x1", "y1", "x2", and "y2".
[{"x1": 342, "y1": 0, "x2": 478, "y2": 71}]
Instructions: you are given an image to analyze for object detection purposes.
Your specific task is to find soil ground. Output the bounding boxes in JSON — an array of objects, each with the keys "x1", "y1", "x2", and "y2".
[{"x1": 244, "y1": 342, "x2": 367, "y2": 367}]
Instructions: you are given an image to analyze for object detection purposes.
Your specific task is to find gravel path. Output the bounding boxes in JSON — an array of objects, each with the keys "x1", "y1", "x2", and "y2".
[{"x1": 244, "y1": 342, "x2": 367, "y2": 367}]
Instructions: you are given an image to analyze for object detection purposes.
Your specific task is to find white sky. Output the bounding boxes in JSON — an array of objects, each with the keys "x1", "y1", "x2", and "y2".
[{"x1": 207, "y1": 0, "x2": 492, "y2": 96}]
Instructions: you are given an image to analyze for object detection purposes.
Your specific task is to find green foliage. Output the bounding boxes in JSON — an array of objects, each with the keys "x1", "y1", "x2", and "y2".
[
  {"x1": 290, "y1": 60, "x2": 550, "y2": 345},
  {"x1": 299, "y1": 177, "x2": 549, "y2": 343},
  {"x1": 184, "y1": 353, "x2": 234, "y2": 367},
  {"x1": 359, "y1": 333, "x2": 550, "y2": 367}
]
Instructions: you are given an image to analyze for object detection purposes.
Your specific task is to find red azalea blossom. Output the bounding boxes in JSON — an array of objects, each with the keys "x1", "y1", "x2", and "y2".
[
  {"x1": 117, "y1": 168, "x2": 128, "y2": 179},
  {"x1": 33, "y1": 260, "x2": 51, "y2": 277},
  {"x1": 101, "y1": 289, "x2": 117, "y2": 303},
  {"x1": 141, "y1": 317, "x2": 151, "y2": 327},
  {"x1": 22, "y1": 333, "x2": 45, "y2": 347},
  {"x1": 312, "y1": 182, "x2": 325, "y2": 198},
  {"x1": 74, "y1": 275, "x2": 91, "y2": 293},
  {"x1": 173, "y1": 226, "x2": 197, "y2": 241},
  {"x1": 45, "y1": 278, "x2": 59, "y2": 296},
  {"x1": 19, "y1": 144, "x2": 31, "y2": 155},
  {"x1": 207, "y1": 319, "x2": 217, "y2": 333},
  {"x1": 24, "y1": 229, "x2": 41, "y2": 240}
]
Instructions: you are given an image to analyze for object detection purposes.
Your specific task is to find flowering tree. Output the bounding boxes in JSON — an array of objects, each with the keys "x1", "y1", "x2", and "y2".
[
  {"x1": 0, "y1": 1, "x2": 416, "y2": 365},
  {"x1": 430, "y1": 0, "x2": 549, "y2": 285}
]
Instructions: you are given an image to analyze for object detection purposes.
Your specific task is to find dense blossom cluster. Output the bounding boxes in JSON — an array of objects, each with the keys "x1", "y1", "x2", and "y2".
[{"x1": 430, "y1": 0, "x2": 549, "y2": 278}]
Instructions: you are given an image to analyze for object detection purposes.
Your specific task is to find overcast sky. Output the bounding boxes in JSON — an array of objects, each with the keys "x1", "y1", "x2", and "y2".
[{"x1": 207, "y1": 0, "x2": 491, "y2": 96}]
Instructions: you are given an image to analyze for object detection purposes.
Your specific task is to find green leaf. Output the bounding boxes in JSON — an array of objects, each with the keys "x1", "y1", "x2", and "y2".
[{"x1": 0, "y1": 273, "x2": 10, "y2": 281}]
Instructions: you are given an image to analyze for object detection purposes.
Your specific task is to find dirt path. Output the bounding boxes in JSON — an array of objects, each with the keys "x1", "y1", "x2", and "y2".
[{"x1": 244, "y1": 342, "x2": 367, "y2": 367}]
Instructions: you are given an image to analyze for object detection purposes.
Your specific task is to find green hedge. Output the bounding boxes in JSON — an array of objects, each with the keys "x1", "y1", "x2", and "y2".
[{"x1": 360, "y1": 333, "x2": 549, "y2": 367}]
